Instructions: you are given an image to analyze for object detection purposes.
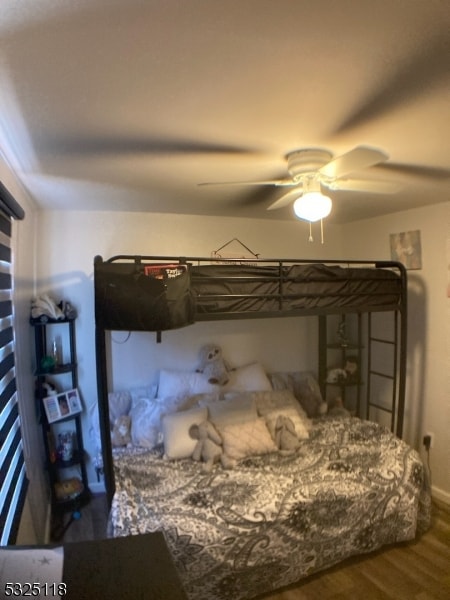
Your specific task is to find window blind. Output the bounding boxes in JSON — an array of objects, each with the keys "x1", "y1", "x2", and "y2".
[{"x1": 0, "y1": 202, "x2": 28, "y2": 545}]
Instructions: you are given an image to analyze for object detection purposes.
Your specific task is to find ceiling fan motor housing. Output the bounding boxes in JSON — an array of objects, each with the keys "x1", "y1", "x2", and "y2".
[{"x1": 287, "y1": 148, "x2": 333, "y2": 181}]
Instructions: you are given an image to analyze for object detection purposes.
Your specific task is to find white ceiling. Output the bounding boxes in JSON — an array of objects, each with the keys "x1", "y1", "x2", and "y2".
[{"x1": 1, "y1": 0, "x2": 449, "y2": 223}]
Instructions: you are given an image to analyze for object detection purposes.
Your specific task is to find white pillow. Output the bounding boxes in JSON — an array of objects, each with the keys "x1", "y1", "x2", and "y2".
[
  {"x1": 157, "y1": 369, "x2": 218, "y2": 398},
  {"x1": 219, "y1": 418, "x2": 277, "y2": 461},
  {"x1": 206, "y1": 394, "x2": 257, "y2": 428},
  {"x1": 223, "y1": 363, "x2": 272, "y2": 393},
  {"x1": 162, "y1": 406, "x2": 208, "y2": 460}
]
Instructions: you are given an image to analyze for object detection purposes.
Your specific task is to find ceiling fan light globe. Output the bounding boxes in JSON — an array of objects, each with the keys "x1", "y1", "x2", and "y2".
[{"x1": 293, "y1": 192, "x2": 332, "y2": 222}]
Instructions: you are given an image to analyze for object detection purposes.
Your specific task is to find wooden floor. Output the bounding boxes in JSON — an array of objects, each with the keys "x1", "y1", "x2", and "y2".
[
  {"x1": 50, "y1": 493, "x2": 110, "y2": 543},
  {"x1": 55, "y1": 496, "x2": 450, "y2": 599}
]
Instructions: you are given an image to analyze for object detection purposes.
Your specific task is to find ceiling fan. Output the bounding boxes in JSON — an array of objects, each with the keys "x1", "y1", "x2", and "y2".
[{"x1": 199, "y1": 145, "x2": 401, "y2": 219}]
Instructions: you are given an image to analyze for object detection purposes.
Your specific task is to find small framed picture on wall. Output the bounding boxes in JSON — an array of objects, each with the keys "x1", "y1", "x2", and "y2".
[{"x1": 389, "y1": 230, "x2": 422, "y2": 270}]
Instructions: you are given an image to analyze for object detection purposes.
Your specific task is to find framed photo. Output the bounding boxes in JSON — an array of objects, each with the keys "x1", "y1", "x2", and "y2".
[
  {"x1": 43, "y1": 388, "x2": 82, "y2": 423},
  {"x1": 389, "y1": 230, "x2": 422, "y2": 270}
]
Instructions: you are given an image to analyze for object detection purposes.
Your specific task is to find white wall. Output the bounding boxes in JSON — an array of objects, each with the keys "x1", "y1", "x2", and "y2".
[
  {"x1": 35, "y1": 204, "x2": 450, "y2": 503},
  {"x1": 0, "y1": 155, "x2": 48, "y2": 543},
  {"x1": 342, "y1": 201, "x2": 450, "y2": 503},
  {"x1": 36, "y1": 210, "x2": 343, "y2": 488}
]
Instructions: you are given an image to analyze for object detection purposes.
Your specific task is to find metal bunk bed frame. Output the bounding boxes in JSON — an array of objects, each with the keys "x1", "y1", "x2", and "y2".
[{"x1": 94, "y1": 255, "x2": 407, "y2": 505}]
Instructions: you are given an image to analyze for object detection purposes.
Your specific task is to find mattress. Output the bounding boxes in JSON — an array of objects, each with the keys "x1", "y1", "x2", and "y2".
[{"x1": 109, "y1": 417, "x2": 430, "y2": 600}]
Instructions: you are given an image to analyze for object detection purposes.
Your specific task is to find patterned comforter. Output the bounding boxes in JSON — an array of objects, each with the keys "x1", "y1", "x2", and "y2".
[{"x1": 109, "y1": 417, "x2": 431, "y2": 600}]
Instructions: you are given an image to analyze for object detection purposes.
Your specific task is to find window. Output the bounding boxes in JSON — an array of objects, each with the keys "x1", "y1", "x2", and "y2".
[{"x1": 0, "y1": 182, "x2": 26, "y2": 545}]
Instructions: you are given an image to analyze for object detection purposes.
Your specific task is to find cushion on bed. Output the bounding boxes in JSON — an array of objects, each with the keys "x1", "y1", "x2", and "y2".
[
  {"x1": 162, "y1": 406, "x2": 208, "y2": 460},
  {"x1": 205, "y1": 394, "x2": 258, "y2": 428},
  {"x1": 186, "y1": 392, "x2": 221, "y2": 406},
  {"x1": 157, "y1": 369, "x2": 219, "y2": 398},
  {"x1": 223, "y1": 362, "x2": 272, "y2": 393},
  {"x1": 218, "y1": 417, "x2": 277, "y2": 461},
  {"x1": 224, "y1": 389, "x2": 312, "y2": 431},
  {"x1": 109, "y1": 386, "x2": 158, "y2": 429},
  {"x1": 269, "y1": 371, "x2": 325, "y2": 417},
  {"x1": 129, "y1": 397, "x2": 161, "y2": 448},
  {"x1": 129, "y1": 385, "x2": 157, "y2": 404},
  {"x1": 130, "y1": 394, "x2": 197, "y2": 448},
  {"x1": 253, "y1": 389, "x2": 310, "y2": 421},
  {"x1": 264, "y1": 406, "x2": 310, "y2": 440},
  {"x1": 108, "y1": 390, "x2": 132, "y2": 427}
]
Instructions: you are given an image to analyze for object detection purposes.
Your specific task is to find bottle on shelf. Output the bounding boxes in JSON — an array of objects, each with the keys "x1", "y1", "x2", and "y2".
[{"x1": 51, "y1": 337, "x2": 60, "y2": 367}]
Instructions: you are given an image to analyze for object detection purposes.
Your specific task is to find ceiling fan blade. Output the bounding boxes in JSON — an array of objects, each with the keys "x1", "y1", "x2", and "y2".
[
  {"x1": 333, "y1": 30, "x2": 449, "y2": 135},
  {"x1": 267, "y1": 186, "x2": 303, "y2": 210},
  {"x1": 41, "y1": 135, "x2": 256, "y2": 157},
  {"x1": 319, "y1": 146, "x2": 388, "y2": 179},
  {"x1": 198, "y1": 178, "x2": 295, "y2": 187},
  {"x1": 375, "y1": 162, "x2": 450, "y2": 181},
  {"x1": 325, "y1": 178, "x2": 402, "y2": 194}
]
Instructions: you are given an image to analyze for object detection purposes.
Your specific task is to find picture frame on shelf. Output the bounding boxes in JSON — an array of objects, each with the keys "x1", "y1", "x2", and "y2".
[{"x1": 43, "y1": 388, "x2": 82, "y2": 423}]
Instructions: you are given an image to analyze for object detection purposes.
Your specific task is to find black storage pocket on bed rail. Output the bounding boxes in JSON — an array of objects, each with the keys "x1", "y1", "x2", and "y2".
[{"x1": 95, "y1": 263, "x2": 195, "y2": 331}]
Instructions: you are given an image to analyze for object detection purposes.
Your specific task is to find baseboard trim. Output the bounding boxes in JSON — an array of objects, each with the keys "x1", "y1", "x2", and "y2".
[
  {"x1": 44, "y1": 501, "x2": 52, "y2": 544},
  {"x1": 89, "y1": 481, "x2": 106, "y2": 495},
  {"x1": 432, "y1": 485, "x2": 450, "y2": 506}
]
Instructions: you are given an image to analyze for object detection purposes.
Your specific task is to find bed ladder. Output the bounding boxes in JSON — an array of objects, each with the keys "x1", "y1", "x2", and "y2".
[{"x1": 365, "y1": 311, "x2": 400, "y2": 434}]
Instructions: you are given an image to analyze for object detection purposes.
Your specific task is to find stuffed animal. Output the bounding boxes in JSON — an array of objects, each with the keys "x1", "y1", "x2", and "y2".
[
  {"x1": 189, "y1": 420, "x2": 235, "y2": 471},
  {"x1": 111, "y1": 415, "x2": 132, "y2": 447},
  {"x1": 31, "y1": 294, "x2": 65, "y2": 321},
  {"x1": 344, "y1": 357, "x2": 358, "y2": 382},
  {"x1": 54, "y1": 477, "x2": 83, "y2": 500},
  {"x1": 326, "y1": 367, "x2": 347, "y2": 384},
  {"x1": 196, "y1": 344, "x2": 231, "y2": 386},
  {"x1": 40, "y1": 380, "x2": 58, "y2": 397},
  {"x1": 274, "y1": 415, "x2": 301, "y2": 455}
]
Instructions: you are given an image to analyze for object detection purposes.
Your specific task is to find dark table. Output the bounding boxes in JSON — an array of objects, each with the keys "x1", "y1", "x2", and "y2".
[{"x1": 62, "y1": 532, "x2": 188, "y2": 599}]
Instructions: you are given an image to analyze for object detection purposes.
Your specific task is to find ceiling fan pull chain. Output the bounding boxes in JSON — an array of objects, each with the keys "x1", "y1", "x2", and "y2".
[
  {"x1": 308, "y1": 222, "x2": 313, "y2": 243},
  {"x1": 321, "y1": 219, "x2": 325, "y2": 244}
]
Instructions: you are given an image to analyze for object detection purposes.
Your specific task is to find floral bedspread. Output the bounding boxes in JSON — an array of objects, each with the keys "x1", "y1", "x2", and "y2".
[{"x1": 109, "y1": 418, "x2": 431, "y2": 600}]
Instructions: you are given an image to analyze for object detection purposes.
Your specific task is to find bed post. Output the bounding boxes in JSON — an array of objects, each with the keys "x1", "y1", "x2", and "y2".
[
  {"x1": 396, "y1": 263, "x2": 408, "y2": 438},
  {"x1": 95, "y1": 325, "x2": 115, "y2": 507},
  {"x1": 94, "y1": 256, "x2": 115, "y2": 507},
  {"x1": 318, "y1": 315, "x2": 327, "y2": 401}
]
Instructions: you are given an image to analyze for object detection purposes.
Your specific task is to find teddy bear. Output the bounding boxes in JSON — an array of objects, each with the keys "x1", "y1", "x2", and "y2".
[
  {"x1": 326, "y1": 367, "x2": 347, "y2": 384},
  {"x1": 111, "y1": 415, "x2": 132, "y2": 447},
  {"x1": 196, "y1": 344, "x2": 231, "y2": 386},
  {"x1": 189, "y1": 420, "x2": 223, "y2": 471},
  {"x1": 189, "y1": 420, "x2": 235, "y2": 471},
  {"x1": 274, "y1": 415, "x2": 301, "y2": 455}
]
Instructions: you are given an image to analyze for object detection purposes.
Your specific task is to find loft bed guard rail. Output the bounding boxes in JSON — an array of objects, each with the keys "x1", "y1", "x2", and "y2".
[
  {"x1": 94, "y1": 255, "x2": 407, "y2": 504},
  {"x1": 94, "y1": 255, "x2": 406, "y2": 322}
]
